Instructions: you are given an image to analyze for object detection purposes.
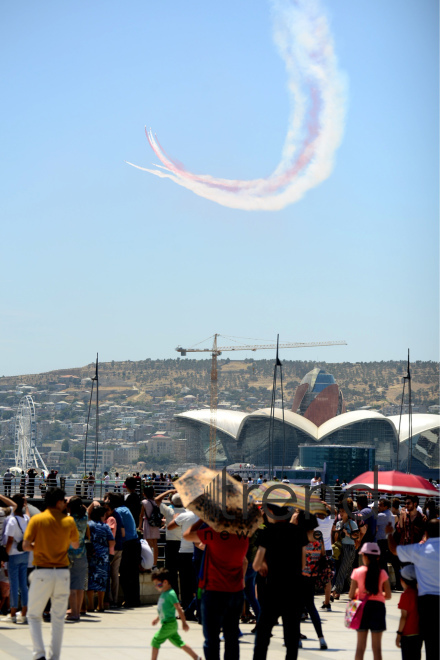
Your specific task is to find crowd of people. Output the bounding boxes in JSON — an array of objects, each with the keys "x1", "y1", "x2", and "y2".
[
  {"x1": 2, "y1": 467, "x2": 57, "y2": 498},
  {"x1": 0, "y1": 475, "x2": 439, "y2": 660}
]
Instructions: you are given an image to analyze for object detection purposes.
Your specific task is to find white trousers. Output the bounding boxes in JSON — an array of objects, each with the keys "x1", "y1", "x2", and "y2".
[{"x1": 28, "y1": 568, "x2": 70, "y2": 660}]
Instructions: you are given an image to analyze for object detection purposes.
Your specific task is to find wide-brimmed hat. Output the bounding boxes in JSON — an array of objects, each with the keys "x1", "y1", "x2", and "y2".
[{"x1": 359, "y1": 542, "x2": 380, "y2": 555}]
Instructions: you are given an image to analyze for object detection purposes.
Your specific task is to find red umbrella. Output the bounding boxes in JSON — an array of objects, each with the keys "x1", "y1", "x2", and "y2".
[{"x1": 348, "y1": 470, "x2": 439, "y2": 497}]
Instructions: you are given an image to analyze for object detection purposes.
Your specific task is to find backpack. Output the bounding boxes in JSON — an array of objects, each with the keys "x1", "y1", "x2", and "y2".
[{"x1": 147, "y1": 501, "x2": 163, "y2": 528}]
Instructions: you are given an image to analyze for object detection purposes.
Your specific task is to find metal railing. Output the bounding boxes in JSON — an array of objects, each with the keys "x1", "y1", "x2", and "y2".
[
  {"x1": 1, "y1": 477, "x2": 438, "y2": 509},
  {"x1": 0, "y1": 477, "x2": 174, "y2": 500}
]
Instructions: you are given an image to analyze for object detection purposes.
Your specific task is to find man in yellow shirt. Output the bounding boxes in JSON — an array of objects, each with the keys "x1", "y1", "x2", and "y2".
[{"x1": 23, "y1": 488, "x2": 79, "y2": 660}]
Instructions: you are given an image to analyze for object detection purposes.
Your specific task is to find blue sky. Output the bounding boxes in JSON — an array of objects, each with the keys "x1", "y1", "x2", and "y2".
[{"x1": 1, "y1": 0, "x2": 438, "y2": 376}]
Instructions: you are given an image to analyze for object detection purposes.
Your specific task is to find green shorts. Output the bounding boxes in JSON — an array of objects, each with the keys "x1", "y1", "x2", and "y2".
[{"x1": 151, "y1": 619, "x2": 185, "y2": 649}]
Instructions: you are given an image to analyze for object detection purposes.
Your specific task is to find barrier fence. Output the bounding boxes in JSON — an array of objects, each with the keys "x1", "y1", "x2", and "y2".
[{"x1": 0, "y1": 477, "x2": 172, "y2": 500}]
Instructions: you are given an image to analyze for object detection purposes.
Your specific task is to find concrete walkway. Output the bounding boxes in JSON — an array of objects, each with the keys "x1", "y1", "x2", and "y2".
[{"x1": 0, "y1": 593, "x2": 404, "y2": 659}]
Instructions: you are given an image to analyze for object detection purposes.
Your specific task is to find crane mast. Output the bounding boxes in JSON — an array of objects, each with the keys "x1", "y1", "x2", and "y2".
[
  {"x1": 176, "y1": 335, "x2": 347, "y2": 469},
  {"x1": 209, "y1": 334, "x2": 219, "y2": 469}
]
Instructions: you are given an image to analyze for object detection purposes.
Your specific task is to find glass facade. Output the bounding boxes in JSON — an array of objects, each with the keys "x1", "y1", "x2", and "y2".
[
  {"x1": 320, "y1": 419, "x2": 397, "y2": 470},
  {"x1": 235, "y1": 418, "x2": 312, "y2": 467},
  {"x1": 311, "y1": 372, "x2": 336, "y2": 394},
  {"x1": 400, "y1": 426, "x2": 439, "y2": 478},
  {"x1": 176, "y1": 410, "x2": 437, "y2": 478},
  {"x1": 299, "y1": 445, "x2": 376, "y2": 483},
  {"x1": 175, "y1": 419, "x2": 233, "y2": 465}
]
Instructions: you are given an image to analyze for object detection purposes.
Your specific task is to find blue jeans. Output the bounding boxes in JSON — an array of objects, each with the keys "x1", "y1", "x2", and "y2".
[
  {"x1": 8, "y1": 552, "x2": 29, "y2": 609},
  {"x1": 201, "y1": 590, "x2": 244, "y2": 660},
  {"x1": 244, "y1": 567, "x2": 260, "y2": 620}
]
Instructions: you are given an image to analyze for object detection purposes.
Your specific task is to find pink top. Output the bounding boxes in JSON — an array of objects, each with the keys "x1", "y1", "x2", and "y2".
[{"x1": 351, "y1": 566, "x2": 388, "y2": 603}]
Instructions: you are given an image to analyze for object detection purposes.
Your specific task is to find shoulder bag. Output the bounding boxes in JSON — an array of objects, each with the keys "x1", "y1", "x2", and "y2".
[{"x1": 344, "y1": 595, "x2": 368, "y2": 629}]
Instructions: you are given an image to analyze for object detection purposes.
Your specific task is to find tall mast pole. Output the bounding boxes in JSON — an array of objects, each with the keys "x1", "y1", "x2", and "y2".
[
  {"x1": 94, "y1": 354, "x2": 99, "y2": 474},
  {"x1": 209, "y1": 335, "x2": 218, "y2": 469},
  {"x1": 84, "y1": 374, "x2": 95, "y2": 476},
  {"x1": 407, "y1": 350, "x2": 412, "y2": 474}
]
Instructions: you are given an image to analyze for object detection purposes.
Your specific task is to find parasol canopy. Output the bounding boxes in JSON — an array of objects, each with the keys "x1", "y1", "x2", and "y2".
[
  {"x1": 347, "y1": 470, "x2": 439, "y2": 497},
  {"x1": 248, "y1": 481, "x2": 327, "y2": 515},
  {"x1": 174, "y1": 466, "x2": 263, "y2": 535}
]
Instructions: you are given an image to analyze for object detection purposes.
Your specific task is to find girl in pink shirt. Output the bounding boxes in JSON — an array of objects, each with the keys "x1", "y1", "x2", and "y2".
[{"x1": 348, "y1": 542, "x2": 391, "y2": 660}]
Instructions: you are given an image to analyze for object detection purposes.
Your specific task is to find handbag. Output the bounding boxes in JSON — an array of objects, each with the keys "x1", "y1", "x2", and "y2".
[
  {"x1": 332, "y1": 540, "x2": 342, "y2": 561},
  {"x1": 13, "y1": 516, "x2": 26, "y2": 553},
  {"x1": 344, "y1": 596, "x2": 368, "y2": 629}
]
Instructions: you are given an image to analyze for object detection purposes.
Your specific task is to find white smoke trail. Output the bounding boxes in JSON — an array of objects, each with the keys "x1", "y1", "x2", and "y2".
[{"x1": 127, "y1": 0, "x2": 347, "y2": 211}]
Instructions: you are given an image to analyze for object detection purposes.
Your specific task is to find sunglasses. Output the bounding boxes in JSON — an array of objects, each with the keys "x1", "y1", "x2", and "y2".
[{"x1": 154, "y1": 582, "x2": 163, "y2": 588}]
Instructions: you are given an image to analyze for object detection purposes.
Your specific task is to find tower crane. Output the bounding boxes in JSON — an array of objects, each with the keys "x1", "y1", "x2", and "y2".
[{"x1": 176, "y1": 335, "x2": 347, "y2": 468}]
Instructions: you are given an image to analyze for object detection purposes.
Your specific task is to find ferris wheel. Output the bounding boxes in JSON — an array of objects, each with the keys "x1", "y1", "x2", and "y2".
[{"x1": 14, "y1": 395, "x2": 47, "y2": 472}]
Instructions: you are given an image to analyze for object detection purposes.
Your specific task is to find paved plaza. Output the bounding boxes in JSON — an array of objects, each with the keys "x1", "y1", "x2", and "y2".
[{"x1": 0, "y1": 593, "x2": 405, "y2": 660}]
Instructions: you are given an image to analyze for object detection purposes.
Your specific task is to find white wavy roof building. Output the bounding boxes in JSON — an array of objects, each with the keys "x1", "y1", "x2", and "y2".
[
  {"x1": 176, "y1": 408, "x2": 248, "y2": 439},
  {"x1": 387, "y1": 414, "x2": 440, "y2": 443},
  {"x1": 175, "y1": 408, "x2": 439, "y2": 474}
]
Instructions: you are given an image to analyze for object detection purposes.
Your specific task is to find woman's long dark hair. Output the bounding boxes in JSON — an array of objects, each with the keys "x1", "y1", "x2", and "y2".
[
  {"x1": 365, "y1": 554, "x2": 381, "y2": 595},
  {"x1": 11, "y1": 493, "x2": 25, "y2": 515},
  {"x1": 67, "y1": 495, "x2": 87, "y2": 518},
  {"x1": 144, "y1": 485, "x2": 155, "y2": 500}
]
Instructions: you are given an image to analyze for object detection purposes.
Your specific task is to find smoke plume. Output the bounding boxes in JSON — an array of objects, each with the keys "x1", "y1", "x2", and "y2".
[{"x1": 127, "y1": 0, "x2": 347, "y2": 211}]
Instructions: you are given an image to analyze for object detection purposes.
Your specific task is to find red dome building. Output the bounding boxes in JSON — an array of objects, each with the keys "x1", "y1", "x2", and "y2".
[{"x1": 291, "y1": 367, "x2": 346, "y2": 427}]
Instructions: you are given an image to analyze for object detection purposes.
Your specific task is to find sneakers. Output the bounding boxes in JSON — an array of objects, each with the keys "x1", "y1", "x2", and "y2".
[
  {"x1": 16, "y1": 614, "x2": 27, "y2": 624},
  {"x1": 321, "y1": 602, "x2": 331, "y2": 611},
  {"x1": 0, "y1": 615, "x2": 16, "y2": 623},
  {"x1": 320, "y1": 638, "x2": 328, "y2": 650}
]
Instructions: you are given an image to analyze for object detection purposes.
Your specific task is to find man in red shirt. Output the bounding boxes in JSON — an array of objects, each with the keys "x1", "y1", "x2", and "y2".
[{"x1": 184, "y1": 522, "x2": 248, "y2": 660}]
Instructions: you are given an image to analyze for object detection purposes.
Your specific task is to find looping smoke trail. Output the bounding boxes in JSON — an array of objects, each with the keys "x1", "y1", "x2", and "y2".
[{"x1": 127, "y1": 0, "x2": 347, "y2": 211}]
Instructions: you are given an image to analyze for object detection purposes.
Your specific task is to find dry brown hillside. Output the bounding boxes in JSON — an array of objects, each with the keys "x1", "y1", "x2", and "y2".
[{"x1": 1, "y1": 358, "x2": 438, "y2": 411}]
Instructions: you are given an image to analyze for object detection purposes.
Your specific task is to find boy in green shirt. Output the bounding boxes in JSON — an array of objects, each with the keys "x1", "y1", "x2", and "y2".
[{"x1": 151, "y1": 568, "x2": 201, "y2": 660}]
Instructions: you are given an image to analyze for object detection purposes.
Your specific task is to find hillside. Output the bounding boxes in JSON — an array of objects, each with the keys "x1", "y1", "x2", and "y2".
[{"x1": 1, "y1": 358, "x2": 438, "y2": 411}]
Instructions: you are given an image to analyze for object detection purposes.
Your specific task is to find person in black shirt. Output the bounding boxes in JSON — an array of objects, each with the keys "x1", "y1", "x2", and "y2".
[
  {"x1": 27, "y1": 468, "x2": 37, "y2": 497},
  {"x1": 124, "y1": 477, "x2": 141, "y2": 523},
  {"x1": 253, "y1": 504, "x2": 308, "y2": 660}
]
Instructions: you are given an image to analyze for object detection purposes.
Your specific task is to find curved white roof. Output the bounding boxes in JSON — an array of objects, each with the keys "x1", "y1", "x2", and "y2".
[
  {"x1": 387, "y1": 414, "x2": 440, "y2": 443},
  {"x1": 175, "y1": 408, "x2": 248, "y2": 438},
  {"x1": 176, "y1": 407, "x2": 438, "y2": 446},
  {"x1": 238, "y1": 408, "x2": 318, "y2": 439},
  {"x1": 318, "y1": 410, "x2": 396, "y2": 442}
]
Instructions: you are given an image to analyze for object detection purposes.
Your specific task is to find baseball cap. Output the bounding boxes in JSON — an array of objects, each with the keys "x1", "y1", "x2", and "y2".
[
  {"x1": 171, "y1": 493, "x2": 183, "y2": 507},
  {"x1": 400, "y1": 565, "x2": 417, "y2": 582},
  {"x1": 359, "y1": 542, "x2": 380, "y2": 556}
]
